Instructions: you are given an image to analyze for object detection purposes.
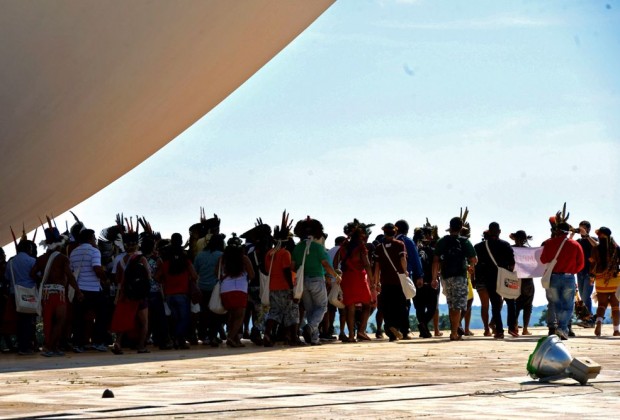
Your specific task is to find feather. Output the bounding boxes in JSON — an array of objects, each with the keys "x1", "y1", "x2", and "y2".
[
  {"x1": 462, "y1": 207, "x2": 469, "y2": 223},
  {"x1": 70, "y1": 211, "x2": 80, "y2": 223},
  {"x1": 10, "y1": 226, "x2": 18, "y2": 252}
]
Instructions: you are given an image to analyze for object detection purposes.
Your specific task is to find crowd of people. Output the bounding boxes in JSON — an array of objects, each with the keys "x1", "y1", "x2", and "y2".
[{"x1": 0, "y1": 205, "x2": 618, "y2": 357}]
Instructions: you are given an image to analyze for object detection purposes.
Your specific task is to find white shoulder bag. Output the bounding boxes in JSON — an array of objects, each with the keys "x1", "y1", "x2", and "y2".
[
  {"x1": 485, "y1": 241, "x2": 520, "y2": 299},
  {"x1": 208, "y1": 260, "x2": 227, "y2": 315},
  {"x1": 9, "y1": 259, "x2": 39, "y2": 314},
  {"x1": 256, "y1": 251, "x2": 271, "y2": 307},
  {"x1": 381, "y1": 244, "x2": 416, "y2": 299},
  {"x1": 293, "y1": 239, "x2": 312, "y2": 300}
]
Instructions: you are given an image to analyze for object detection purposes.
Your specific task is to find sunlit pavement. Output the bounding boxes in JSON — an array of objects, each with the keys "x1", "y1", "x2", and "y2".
[{"x1": 0, "y1": 326, "x2": 619, "y2": 419}]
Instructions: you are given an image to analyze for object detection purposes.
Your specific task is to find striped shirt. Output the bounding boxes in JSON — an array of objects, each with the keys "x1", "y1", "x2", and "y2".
[{"x1": 70, "y1": 243, "x2": 103, "y2": 292}]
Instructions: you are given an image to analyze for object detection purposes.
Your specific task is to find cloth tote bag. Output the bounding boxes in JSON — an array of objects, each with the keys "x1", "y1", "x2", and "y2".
[
  {"x1": 381, "y1": 244, "x2": 416, "y2": 299},
  {"x1": 540, "y1": 238, "x2": 567, "y2": 289},
  {"x1": 293, "y1": 239, "x2": 312, "y2": 300},
  {"x1": 257, "y1": 252, "x2": 271, "y2": 306},
  {"x1": 9, "y1": 260, "x2": 38, "y2": 314},
  {"x1": 328, "y1": 282, "x2": 345, "y2": 309},
  {"x1": 209, "y1": 262, "x2": 227, "y2": 314},
  {"x1": 485, "y1": 241, "x2": 520, "y2": 299}
]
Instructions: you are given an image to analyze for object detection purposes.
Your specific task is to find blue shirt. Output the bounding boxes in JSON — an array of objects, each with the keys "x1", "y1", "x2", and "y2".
[
  {"x1": 5, "y1": 252, "x2": 36, "y2": 292},
  {"x1": 194, "y1": 249, "x2": 223, "y2": 292},
  {"x1": 396, "y1": 234, "x2": 424, "y2": 279}
]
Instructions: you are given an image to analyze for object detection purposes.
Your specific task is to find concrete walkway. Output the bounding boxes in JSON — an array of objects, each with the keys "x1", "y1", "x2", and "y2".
[{"x1": 0, "y1": 326, "x2": 618, "y2": 419}]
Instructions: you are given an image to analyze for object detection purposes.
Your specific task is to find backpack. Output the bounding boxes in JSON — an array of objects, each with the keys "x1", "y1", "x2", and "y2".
[
  {"x1": 440, "y1": 235, "x2": 465, "y2": 279},
  {"x1": 123, "y1": 255, "x2": 151, "y2": 300}
]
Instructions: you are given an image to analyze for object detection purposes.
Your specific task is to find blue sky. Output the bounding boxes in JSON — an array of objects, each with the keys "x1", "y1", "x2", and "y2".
[{"x1": 12, "y1": 1, "x2": 619, "y2": 294}]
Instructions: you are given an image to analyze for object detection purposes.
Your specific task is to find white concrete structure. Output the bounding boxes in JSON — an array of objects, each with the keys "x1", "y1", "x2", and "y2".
[{"x1": 0, "y1": 1, "x2": 333, "y2": 245}]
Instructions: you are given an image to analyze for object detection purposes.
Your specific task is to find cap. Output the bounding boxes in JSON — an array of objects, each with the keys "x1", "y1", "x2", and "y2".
[{"x1": 448, "y1": 217, "x2": 463, "y2": 232}]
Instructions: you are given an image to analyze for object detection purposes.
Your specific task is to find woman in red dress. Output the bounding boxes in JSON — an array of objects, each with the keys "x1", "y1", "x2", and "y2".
[{"x1": 333, "y1": 220, "x2": 374, "y2": 342}]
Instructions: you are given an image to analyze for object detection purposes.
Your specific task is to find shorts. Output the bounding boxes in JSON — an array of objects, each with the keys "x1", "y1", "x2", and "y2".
[
  {"x1": 221, "y1": 291, "x2": 247, "y2": 310},
  {"x1": 444, "y1": 276, "x2": 468, "y2": 311},
  {"x1": 266, "y1": 289, "x2": 299, "y2": 327}
]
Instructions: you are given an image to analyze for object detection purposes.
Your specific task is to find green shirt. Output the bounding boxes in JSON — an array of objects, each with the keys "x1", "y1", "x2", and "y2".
[{"x1": 292, "y1": 240, "x2": 331, "y2": 278}]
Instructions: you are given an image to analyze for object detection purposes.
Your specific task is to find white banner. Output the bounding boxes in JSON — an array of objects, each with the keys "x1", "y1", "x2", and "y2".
[{"x1": 513, "y1": 246, "x2": 546, "y2": 278}]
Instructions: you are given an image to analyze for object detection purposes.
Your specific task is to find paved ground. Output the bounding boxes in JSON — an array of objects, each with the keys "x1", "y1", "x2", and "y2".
[{"x1": 0, "y1": 325, "x2": 619, "y2": 419}]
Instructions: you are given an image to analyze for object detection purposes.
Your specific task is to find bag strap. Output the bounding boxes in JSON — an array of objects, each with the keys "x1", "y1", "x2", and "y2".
[
  {"x1": 484, "y1": 241, "x2": 499, "y2": 268},
  {"x1": 8, "y1": 259, "x2": 18, "y2": 291},
  {"x1": 267, "y1": 246, "x2": 278, "y2": 282},
  {"x1": 299, "y1": 239, "x2": 311, "y2": 269},
  {"x1": 551, "y1": 237, "x2": 568, "y2": 262},
  {"x1": 40, "y1": 251, "x2": 60, "y2": 289},
  {"x1": 381, "y1": 244, "x2": 400, "y2": 274}
]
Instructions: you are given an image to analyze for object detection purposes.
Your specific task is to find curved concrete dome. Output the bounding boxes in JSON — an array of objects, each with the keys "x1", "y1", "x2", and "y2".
[{"x1": 0, "y1": 1, "x2": 333, "y2": 245}]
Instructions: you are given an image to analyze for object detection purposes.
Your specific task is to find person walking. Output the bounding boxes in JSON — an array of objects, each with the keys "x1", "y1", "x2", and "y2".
[
  {"x1": 432, "y1": 217, "x2": 477, "y2": 341},
  {"x1": 540, "y1": 222, "x2": 585, "y2": 340}
]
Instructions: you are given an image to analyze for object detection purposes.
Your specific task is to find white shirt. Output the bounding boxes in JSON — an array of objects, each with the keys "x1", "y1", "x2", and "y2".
[{"x1": 70, "y1": 243, "x2": 102, "y2": 292}]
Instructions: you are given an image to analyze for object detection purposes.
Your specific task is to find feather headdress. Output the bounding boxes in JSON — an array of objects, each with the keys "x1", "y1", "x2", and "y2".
[
  {"x1": 548, "y1": 202, "x2": 572, "y2": 233},
  {"x1": 293, "y1": 216, "x2": 325, "y2": 240},
  {"x1": 273, "y1": 210, "x2": 293, "y2": 241},
  {"x1": 38, "y1": 215, "x2": 68, "y2": 251},
  {"x1": 343, "y1": 218, "x2": 374, "y2": 237},
  {"x1": 240, "y1": 217, "x2": 272, "y2": 244}
]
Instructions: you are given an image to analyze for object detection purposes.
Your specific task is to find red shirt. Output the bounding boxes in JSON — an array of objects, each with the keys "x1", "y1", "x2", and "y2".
[
  {"x1": 540, "y1": 236, "x2": 584, "y2": 274},
  {"x1": 161, "y1": 260, "x2": 191, "y2": 295},
  {"x1": 265, "y1": 248, "x2": 292, "y2": 291}
]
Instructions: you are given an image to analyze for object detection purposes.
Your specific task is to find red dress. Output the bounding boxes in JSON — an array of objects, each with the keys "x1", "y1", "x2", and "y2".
[{"x1": 338, "y1": 244, "x2": 371, "y2": 306}]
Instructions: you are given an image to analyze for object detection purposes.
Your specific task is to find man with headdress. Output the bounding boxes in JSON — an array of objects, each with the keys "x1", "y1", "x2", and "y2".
[
  {"x1": 263, "y1": 212, "x2": 304, "y2": 346},
  {"x1": 4, "y1": 233, "x2": 37, "y2": 355},
  {"x1": 194, "y1": 233, "x2": 226, "y2": 347},
  {"x1": 586, "y1": 226, "x2": 620, "y2": 336},
  {"x1": 394, "y1": 220, "x2": 424, "y2": 339},
  {"x1": 292, "y1": 217, "x2": 341, "y2": 345},
  {"x1": 110, "y1": 228, "x2": 151, "y2": 354},
  {"x1": 540, "y1": 221, "x2": 584, "y2": 340},
  {"x1": 69, "y1": 229, "x2": 109, "y2": 352},
  {"x1": 432, "y1": 217, "x2": 477, "y2": 341},
  {"x1": 31, "y1": 222, "x2": 83, "y2": 356},
  {"x1": 510, "y1": 230, "x2": 535, "y2": 335},
  {"x1": 372, "y1": 223, "x2": 409, "y2": 341},
  {"x1": 458, "y1": 222, "x2": 476, "y2": 336},
  {"x1": 188, "y1": 210, "x2": 220, "y2": 261}
]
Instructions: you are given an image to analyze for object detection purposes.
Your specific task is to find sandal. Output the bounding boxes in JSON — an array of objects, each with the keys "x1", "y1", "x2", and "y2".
[
  {"x1": 356, "y1": 332, "x2": 372, "y2": 341},
  {"x1": 111, "y1": 344, "x2": 123, "y2": 355},
  {"x1": 449, "y1": 334, "x2": 462, "y2": 341},
  {"x1": 344, "y1": 337, "x2": 357, "y2": 343},
  {"x1": 137, "y1": 348, "x2": 150, "y2": 354}
]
